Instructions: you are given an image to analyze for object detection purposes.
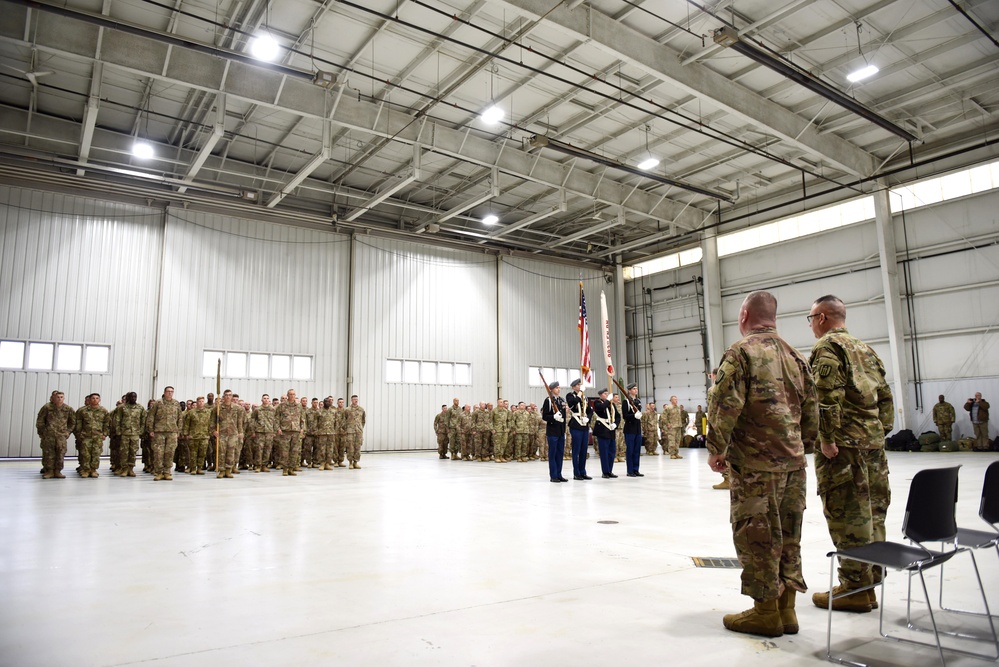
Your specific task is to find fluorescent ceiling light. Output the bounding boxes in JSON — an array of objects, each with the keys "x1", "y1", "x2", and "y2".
[
  {"x1": 637, "y1": 157, "x2": 660, "y2": 170},
  {"x1": 250, "y1": 34, "x2": 280, "y2": 61},
  {"x1": 846, "y1": 64, "x2": 879, "y2": 83},
  {"x1": 132, "y1": 141, "x2": 155, "y2": 159},
  {"x1": 481, "y1": 105, "x2": 504, "y2": 125},
  {"x1": 482, "y1": 214, "x2": 499, "y2": 225}
]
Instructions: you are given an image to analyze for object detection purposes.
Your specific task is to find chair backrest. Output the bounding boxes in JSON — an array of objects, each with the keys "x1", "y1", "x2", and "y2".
[
  {"x1": 981, "y1": 460, "x2": 999, "y2": 527},
  {"x1": 902, "y1": 465, "x2": 961, "y2": 544}
]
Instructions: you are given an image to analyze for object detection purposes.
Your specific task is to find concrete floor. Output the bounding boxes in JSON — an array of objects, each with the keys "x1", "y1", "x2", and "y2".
[{"x1": 1, "y1": 450, "x2": 997, "y2": 667}]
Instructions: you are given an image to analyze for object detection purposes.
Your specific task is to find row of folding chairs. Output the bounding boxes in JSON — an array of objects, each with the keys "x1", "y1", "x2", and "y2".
[{"x1": 826, "y1": 460, "x2": 999, "y2": 667}]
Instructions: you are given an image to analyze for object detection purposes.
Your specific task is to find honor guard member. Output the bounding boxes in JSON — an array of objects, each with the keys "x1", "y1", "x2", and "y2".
[
  {"x1": 541, "y1": 381, "x2": 568, "y2": 482},
  {"x1": 660, "y1": 396, "x2": 684, "y2": 459},
  {"x1": 434, "y1": 405, "x2": 449, "y2": 459},
  {"x1": 566, "y1": 379, "x2": 592, "y2": 480},
  {"x1": 707, "y1": 290, "x2": 818, "y2": 637},
  {"x1": 37, "y1": 391, "x2": 76, "y2": 479},
  {"x1": 344, "y1": 395, "x2": 366, "y2": 469},
  {"x1": 75, "y1": 393, "x2": 110, "y2": 478},
  {"x1": 591, "y1": 389, "x2": 620, "y2": 478},
  {"x1": 113, "y1": 392, "x2": 146, "y2": 477},
  {"x1": 146, "y1": 387, "x2": 183, "y2": 481},
  {"x1": 808, "y1": 294, "x2": 894, "y2": 612},
  {"x1": 964, "y1": 392, "x2": 990, "y2": 451},
  {"x1": 642, "y1": 402, "x2": 659, "y2": 455},
  {"x1": 275, "y1": 390, "x2": 306, "y2": 476},
  {"x1": 932, "y1": 395, "x2": 955, "y2": 441},
  {"x1": 622, "y1": 384, "x2": 644, "y2": 477},
  {"x1": 182, "y1": 396, "x2": 212, "y2": 475}
]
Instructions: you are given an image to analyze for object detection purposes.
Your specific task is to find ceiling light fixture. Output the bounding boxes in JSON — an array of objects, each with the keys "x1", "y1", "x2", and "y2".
[
  {"x1": 481, "y1": 105, "x2": 504, "y2": 125},
  {"x1": 637, "y1": 157, "x2": 659, "y2": 170},
  {"x1": 846, "y1": 64, "x2": 879, "y2": 83},
  {"x1": 250, "y1": 33, "x2": 280, "y2": 62},
  {"x1": 712, "y1": 26, "x2": 915, "y2": 142},
  {"x1": 482, "y1": 214, "x2": 499, "y2": 225},
  {"x1": 132, "y1": 141, "x2": 155, "y2": 159}
]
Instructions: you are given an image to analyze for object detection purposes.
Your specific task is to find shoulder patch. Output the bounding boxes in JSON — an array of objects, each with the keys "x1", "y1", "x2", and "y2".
[
  {"x1": 818, "y1": 364, "x2": 832, "y2": 378},
  {"x1": 715, "y1": 369, "x2": 725, "y2": 384}
]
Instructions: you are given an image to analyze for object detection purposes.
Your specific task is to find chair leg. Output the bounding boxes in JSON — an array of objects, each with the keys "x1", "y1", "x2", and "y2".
[{"x1": 917, "y1": 568, "x2": 949, "y2": 667}]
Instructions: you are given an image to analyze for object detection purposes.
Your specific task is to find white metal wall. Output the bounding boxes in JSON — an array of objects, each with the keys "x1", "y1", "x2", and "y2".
[
  {"x1": 350, "y1": 237, "x2": 498, "y2": 451},
  {"x1": 498, "y1": 257, "x2": 609, "y2": 405},
  {"x1": 155, "y1": 208, "x2": 351, "y2": 404},
  {"x1": 0, "y1": 187, "x2": 162, "y2": 456}
]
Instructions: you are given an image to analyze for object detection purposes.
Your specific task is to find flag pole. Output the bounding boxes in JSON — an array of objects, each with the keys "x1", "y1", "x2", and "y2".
[
  {"x1": 600, "y1": 290, "x2": 614, "y2": 397},
  {"x1": 215, "y1": 358, "x2": 221, "y2": 472}
]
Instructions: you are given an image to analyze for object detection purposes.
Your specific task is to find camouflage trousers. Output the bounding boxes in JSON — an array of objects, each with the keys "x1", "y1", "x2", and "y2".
[
  {"x1": 514, "y1": 433, "x2": 531, "y2": 459},
  {"x1": 174, "y1": 438, "x2": 190, "y2": 471},
  {"x1": 253, "y1": 433, "x2": 274, "y2": 468},
  {"x1": 616, "y1": 431, "x2": 625, "y2": 461},
  {"x1": 469, "y1": 432, "x2": 483, "y2": 459},
  {"x1": 218, "y1": 434, "x2": 241, "y2": 471},
  {"x1": 188, "y1": 437, "x2": 208, "y2": 472},
  {"x1": 109, "y1": 436, "x2": 121, "y2": 471},
  {"x1": 643, "y1": 430, "x2": 659, "y2": 454},
  {"x1": 207, "y1": 435, "x2": 216, "y2": 470},
  {"x1": 274, "y1": 432, "x2": 301, "y2": 470},
  {"x1": 302, "y1": 435, "x2": 315, "y2": 465},
  {"x1": 119, "y1": 435, "x2": 140, "y2": 469},
  {"x1": 152, "y1": 433, "x2": 179, "y2": 476},
  {"x1": 973, "y1": 422, "x2": 990, "y2": 451},
  {"x1": 436, "y1": 432, "x2": 448, "y2": 457},
  {"x1": 494, "y1": 432, "x2": 510, "y2": 460},
  {"x1": 334, "y1": 434, "x2": 347, "y2": 465},
  {"x1": 815, "y1": 446, "x2": 890, "y2": 588},
  {"x1": 315, "y1": 434, "x2": 334, "y2": 466},
  {"x1": 936, "y1": 423, "x2": 952, "y2": 441},
  {"x1": 345, "y1": 433, "x2": 362, "y2": 464},
  {"x1": 78, "y1": 436, "x2": 105, "y2": 473},
  {"x1": 730, "y1": 464, "x2": 807, "y2": 601},
  {"x1": 40, "y1": 434, "x2": 69, "y2": 474},
  {"x1": 662, "y1": 429, "x2": 681, "y2": 456},
  {"x1": 448, "y1": 429, "x2": 461, "y2": 457}
]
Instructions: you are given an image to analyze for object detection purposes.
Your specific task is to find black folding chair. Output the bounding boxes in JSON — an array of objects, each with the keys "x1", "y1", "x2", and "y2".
[
  {"x1": 942, "y1": 460, "x2": 999, "y2": 616},
  {"x1": 825, "y1": 465, "x2": 998, "y2": 667}
]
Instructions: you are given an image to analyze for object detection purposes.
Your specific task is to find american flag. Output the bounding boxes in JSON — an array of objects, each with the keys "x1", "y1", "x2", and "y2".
[{"x1": 578, "y1": 282, "x2": 593, "y2": 384}]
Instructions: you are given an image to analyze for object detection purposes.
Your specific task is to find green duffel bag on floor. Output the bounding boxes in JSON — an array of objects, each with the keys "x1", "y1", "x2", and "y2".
[
  {"x1": 958, "y1": 438, "x2": 975, "y2": 452},
  {"x1": 938, "y1": 440, "x2": 957, "y2": 452},
  {"x1": 918, "y1": 431, "x2": 941, "y2": 447},
  {"x1": 920, "y1": 443, "x2": 940, "y2": 452}
]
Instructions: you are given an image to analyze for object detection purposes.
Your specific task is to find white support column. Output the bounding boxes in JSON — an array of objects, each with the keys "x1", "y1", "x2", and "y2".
[
  {"x1": 873, "y1": 179, "x2": 910, "y2": 431},
  {"x1": 700, "y1": 226, "x2": 725, "y2": 372},
  {"x1": 614, "y1": 257, "x2": 627, "y2": 384}
]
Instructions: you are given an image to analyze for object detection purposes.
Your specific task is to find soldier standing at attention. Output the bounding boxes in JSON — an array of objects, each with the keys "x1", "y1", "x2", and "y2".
[
  {"x1": 276, "y1": 389, "x2": 305, "y2": 476},
  {"x1": 808, "y1": 294, "x2": 894, "y2": 613},
  {"x1": 695, "y1": 405, "x2": 707, "y2": 441},
  {"x1": 303, "y1": 397, "x2": 320, "y2": 468},
  {"x1": 933, "y1": 395, "x2": 955, "y2": 441},
  {"x1": 591, "y1": 388, "x2": 619, "y2": 478},
  {"x1": 642, "y1": 402, "x2": 659, "y2": 455},
  {"x1": 37, "y1": 391, "x2": 76, "y2": 479},
  {"x1": 332, "y1": 397, "x2": 347, "y2": 467},
  {"x1": 529, "y1": 403, "x2": 545, "y2": 461},
  {"x1": 204, "y1": 392, "x2": 216, "y2": 471},
  {"x1": 214, "y1": 390, "x2": 245, "y2": 479},
  {"x1": 708, "y1": 290, "x2": 818, "y2": 637},
  {"x1": 459, "y1": 404, "x2": 473, "y2": 459},
  {"x1": 113, "y1": 392, "x2": 146, "y2": 477},
  {"x1": 344, "y1": 394, "x2": 366, "y2": 469},
  {"x1": 182, "y1": 396, "x2": 212, "y2": 475},
  {"x1": 492, "y1": 399, "x2": 512, "y2": 462},
  {"x1": 622, "y1": 383, "x2": 644, "y2": 477},
  {"x1": 147, "y1": 386, "x2": 183, "y2": 481},
  {"x1": 566, "y1": 379, "x2": 592, "y2": 479},
  {"x1": 541, "y1": 381, "x2": 568, "y2": 483},
  {"x1": 75, "y1": 393, "x2": 110, "y2": 478},
  {"x1": 433, "y1": 405, "x2": 449, "y2": 459},
  {"x1": 512, "y1": 402, "x2": 532, "y2": 462},
  {"x1": 660, "y1": 396, "x2": 684, "y2": 459},
  {"x1": 315, "y1": 397, "x2": 337, "y2": 470},
  {"x1": 108, "y1": 397, "x2": 123, "y2": 475},
  {"x1": 446, "y1": 397, "x2": 462, "y2": 460},
  {"x1": 251, "y1": 394, "x2": 278, "y2": 472},
  {"x1": 964, "y1": 392, "x2": 990, "y2": 451}
]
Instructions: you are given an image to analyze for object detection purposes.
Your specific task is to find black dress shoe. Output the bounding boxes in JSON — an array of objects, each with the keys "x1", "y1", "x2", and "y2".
[
  {"x1": 559, "y1": 477, "x2": 569, "y2": 482},
  {"x1": 550, "y1": 478, "x2": 561, "y2": 483},
  {"x1": 573, "y1": 476, "x2": 585, "y2": 480},
  {"x1": 627, "y1": 472, "x2": 637, "y2": 477},
  {"x1": 608, "y1": 473, "x2": 618, "y2": 478},
  {"x1": 634, "y1": 472, "x2": 644, "y2": 477},
  {"x1": 602, "y1": 473, "x2": 612, "y2": 479},
  {"x1": 583, "y1": 475, "x2": 592, "y2": 480}
]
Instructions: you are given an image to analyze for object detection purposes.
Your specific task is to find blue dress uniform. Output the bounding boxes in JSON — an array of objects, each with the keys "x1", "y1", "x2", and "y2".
[
  {"x1": 541, "y1": 382, "x2": 568, "y2": 482},
  {"x1": 591, "y1": 389, "x2": 620, "y2": 478},
  {"x1": 622, "y1": 384, "x2": 644, "y2": 477},
  {"x1": 566, "y1": 379, "x2": 592, "y2": 480}
]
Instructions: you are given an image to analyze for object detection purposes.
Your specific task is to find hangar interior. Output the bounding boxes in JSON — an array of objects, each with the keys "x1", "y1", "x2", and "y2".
[{"x1": 1, "y1": 0, "x2": 998, "y2": 665}]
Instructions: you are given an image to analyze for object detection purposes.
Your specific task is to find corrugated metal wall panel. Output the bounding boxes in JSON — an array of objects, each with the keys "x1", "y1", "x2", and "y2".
[
  {"x1": 350, "y1": 237, "x2": 498, "y2": 451},
  {"x1": 0, "y1": 186, "x2": 162, "y2": 456},
  {"x1": 154, "y1": 209, "x2": 350, "y2": 404}
]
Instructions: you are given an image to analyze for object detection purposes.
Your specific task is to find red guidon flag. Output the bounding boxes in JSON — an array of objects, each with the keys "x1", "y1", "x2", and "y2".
[
  {"x1": 579, "y1": 282, "x2": 593, "y2": 384},
  {"x1": 600, "y1": 290, "x2": 614, "y2": 376}
]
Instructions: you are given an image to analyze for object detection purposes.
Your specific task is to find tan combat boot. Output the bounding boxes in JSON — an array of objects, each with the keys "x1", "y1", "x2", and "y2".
[
  {"x1": 723, "y1": 598, "x2": 783, "y2": 637},
  {"x1": 54, "y1": 471, "x2": 66, "y2": 478},
  {"x1": 217, "y1": 470, "x2": 225, "y2": 478},
  {"x1": 126, "y1": 468, "x2": 136, "y2": 477},
  {"x1": 164, "y1": 472, "x2": 173, "y2": 480},
  {"x1": 713, "y1": 478, "x2": 731, "y2": 490},
  {"x1": 354, "y1": 462, "x2": 361, "y2": 469},
  {"x1": 42, "y1": 472, "x2": 55, "y2": 479},
  {"x1": 153, "y1": 473, "x2": 164, "y2": 481},
  {"x1": 778, "y1": 588, "x2": 798, "y2": 634},
  {"x1": 811, "y1": 585, "x2": 872, "y2": 612}
]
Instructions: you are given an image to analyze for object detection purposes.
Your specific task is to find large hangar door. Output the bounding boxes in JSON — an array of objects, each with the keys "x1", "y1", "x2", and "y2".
[{"x1": 651, "y1": 329, "x2": 709, "y2": 414}]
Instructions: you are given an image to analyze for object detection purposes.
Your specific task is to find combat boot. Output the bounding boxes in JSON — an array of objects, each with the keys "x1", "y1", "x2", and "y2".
[
  {"x1": 153, "y1": 473, "x2": 164, "y2": 481},
  {"x1": 811, "y1": 585, "x2": 872, "y2": 612},
  {"x1": 54, "y1": 471, "x2": 66, "y2": 478},
  {"x1": 287, "y1": 469, "x2": 297, "y2": 476},
  {"x1": 126, "y1": 468, "x2": 135, "y2": 477},
  {"x1": 282, "y1": 468, "x2": 290, "y2": 476},
  {"x1": 164, "y1": 472, "x2": 173, "y2": 481},
  {"x1": 225, "y1": 470, "x2": 233, "y2": 478},
  {"x1": 42, "y1": 472, "x2": 55, "y2": 479},
  {"x1": 713, "y1": 478, "x2": 731, "y2": 490},
  {"x1": 778, "y1": 588, "x2": 798, "y2": 634},
  {"x1": 354, "y1": 463, "x2": 362, "y2": 469},
  {"x1": 722, "y1": 599, "x2": 783, "y2": 637},
  {"x1": 217, "y1": 471, "x2": 225, "y2": 479}
]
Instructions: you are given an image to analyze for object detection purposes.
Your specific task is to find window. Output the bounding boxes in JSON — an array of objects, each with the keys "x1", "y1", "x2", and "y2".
[
  {"x1": 0, "y1": 340, "x2": 110, "y2": 373},
  {"x1": 203, "y1": 350, "x2": 313, "y2": 381},
  {"x1": 626, "y1": 247, "x2": 702, "y2": 280},
  {"x1": 529, "y1": 366, "x2": 586, "y2": 389},
  {"x1": 890, "y1": 158, "x2": 999, "y2": 212},
  {"x1": 385, "y1": 358, "x2": 471, "y2": 385}
]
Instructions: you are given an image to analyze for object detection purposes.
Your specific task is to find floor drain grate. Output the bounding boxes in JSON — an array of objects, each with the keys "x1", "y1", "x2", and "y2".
[
  {"x1": 597, "y1": 520, "x2": 619, "y2": 524},
  {"x1": 691, "y1": 557, "x2": 741, "y2": 569}
]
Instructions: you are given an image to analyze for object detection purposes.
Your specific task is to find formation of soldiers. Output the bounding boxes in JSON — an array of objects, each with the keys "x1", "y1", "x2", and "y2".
[{"x1": 35, "y1": 387, "x2": 366, "y2": 480}]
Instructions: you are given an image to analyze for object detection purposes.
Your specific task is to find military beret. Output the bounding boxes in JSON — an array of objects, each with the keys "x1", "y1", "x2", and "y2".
[
  {"x1": 598, "y1": 388, "x2": 609, "y2": 396},
  {"x1": 548, "y1": 381, "x2": 559, "y2": 389},
  {"x1": 570, "y1": 378, "x2": 582, "y2": 387},
  {"x1": 627, "y1": 383, "x2": 637, "y2": 390}
]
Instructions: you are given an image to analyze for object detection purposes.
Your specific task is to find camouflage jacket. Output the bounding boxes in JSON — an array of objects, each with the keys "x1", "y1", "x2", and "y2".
[
  {"x1": 146, "y1": 398, "x2": 182, "y2": 433},
  {"x1": 511, "y1": 409, "x2": 532, "y2": 435},
  {"x1": 115, "y1": 404, "x2": 147, "y2": 438},
  {"x1": 707, "y1": 326, "x2": 819, "y2": 472},
  {"x1": 182, "y1": 406, "x2": 213, "y2": 438},
  {"x1": 447, "y1": 405, "x2": 462, "y2": 431},
  {"x1": 694, "y1": 410, "x2": 706, "y2": 436},
  {"x1": 315, "y1": 406, "x2": 338, "y2": 435},
  {"x1": 471, "y1": 408, "x2": 491, "y2": 433},
  {"x1": 276, "y1": 401, "x2": 305, "y2": 432},
  {"x1": 252, "y1": 404, "x2": 278, "y2": 433},
  {"x1": 809, "y1": 327, "x2": 893, "y2": 450},
  {"x1": 458, "y1": 410, "x2": 472, "y2": 435},
  {"x1": 433, "y1": 411, "x2": 448, "y2": 436},
  {"x1": 640, "y1": 410, "x2": 658, "y2": 436},
  {"x1": 932, "y1": 401, "x2": 955, "y2": 425},
  {"x1": 659, "y1": 405, "x2": 682, "y2": 430},
  {"x1": 343, "y1": 405, "x2": 366, "y2": 434},
  {"x1": 36, "y1": 402, "x2": 76, "y2": 438},
  {"x1": 492, "y1": 406, "x2": 512, "y2": 433},
  {"x1": 75, "y1": 405, "x2": 110, "y2": 438},
  {"x1": 305, "y1": 407, "x2": 320, "y2": 435},
  {"x1": 217, "y1": 402, "x2": 245, "y2": 436}
]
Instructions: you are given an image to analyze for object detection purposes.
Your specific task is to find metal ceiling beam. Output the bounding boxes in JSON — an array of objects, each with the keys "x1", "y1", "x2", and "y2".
[
  {"x1": 488, "y1": 189, "x2": 566, "y2": 238},
  {"x1": 546, "y1": 212, "x2": 624, "y2": 249},
  {"x1": 432, "y1": 168, "x2": 499, "y2": 226},
  {"x1": 76, "y1": 60, "x2": 102, "y2": 176},
  {"x1": 341, "y1": 147, "x2": 422, "y2": 222},
  {"x1": 492, "y1": 0, "x2": 875, "y2": 177},
  {"x1": 178, "y1": 93, "x2": 225, "y2": 194},
  {"x1": 266, "y1": 121, "x2": 331, "y2": 208}
]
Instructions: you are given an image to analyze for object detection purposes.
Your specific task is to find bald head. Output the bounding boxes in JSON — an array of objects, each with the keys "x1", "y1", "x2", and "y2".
[{"x1": 739, "y1": 290, "x2": 777, "y2": 334}]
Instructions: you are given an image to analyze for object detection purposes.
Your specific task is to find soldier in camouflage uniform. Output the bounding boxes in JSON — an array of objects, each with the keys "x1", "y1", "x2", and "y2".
[
  {"x1": 707, "y1": 291, "x2": 819, "y2": 638},
  {"x1": 146, "y1": 386, "x2": 183, "y2": 481},
  {"x1": 459, "y1": 404, "x2": 473, "y2": 459},
  {"x1": 344, "y1": 394, "x2": 366, "y2": 469},
  {"x1": 112, "y1": 392, "x2": 146, "y2": 477},
  {"x1": 492, "y1": 399, "x2": 512, "y2": 462},
  {"x1": 75, "y1": 393, "x2": 110, "y2": 478},
  {"x1": 613, "y1": 394, "x2": 625, "y2": 463},
  {"x1": 215, "y1": 389, "x2": 246, "y2": 478},
  {"x1": 511, "y1": 402, "x2": 530, "y2": 462},
  {"x1": 807, "y1": 294, "x2": 894, "y2": 613},
  {"x1": 531, "y1": 403, "x2": 546, "y2": 460},
  {"x1": 303, "y1": 397, "x2": 320, "y2": 467},
  {"x1": 315, "y1": 397, "x2": 337, "y2": 470},
  {"x1": 182, "y1": 396, "x2": 212, "y2": 475},
  {"x1": 205, "y1": 393, "x2": 217, "y2": 471},
  {"x1": 641, "y1": 402, "x2": 659, "y2": 455},
  {"x1": 37, "y1": 391, "x2": 76, "y2": 479},
  {"x1": 433, "y1": 405, "x2": 449, "y2": 459},
  {"x1": 659, "y1": 396, "x2": 684, "y2": 459},
  {"x1": 239, "y1": 402, "x2": 254, "y2": 471},
  {"x1": 276, "y1": 389, "x2": 305, "y2": 476},
  {"x1": 108, "y1": 397, "x2": 123, "y2": 474},
  {"x1": 333, "y1": 397, "x2": 347, "y2": 467},
  {"x1": 483, "y1": 403, "x2": 495, "y2": 460},
  {"x1": 446, "y1": 398, "x2": 462, "y2": 460},
  {"x1": 932, "y1": 395, "x2": 955, "y2": 441},
  {"x1": 250, "y1": 394, "x2": 278, "y2": 472}
]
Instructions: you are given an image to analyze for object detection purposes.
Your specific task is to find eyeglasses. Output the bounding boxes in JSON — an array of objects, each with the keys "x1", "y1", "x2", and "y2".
[{"x1": 806, "y1": 313, "x2": 822, "y2": 323}]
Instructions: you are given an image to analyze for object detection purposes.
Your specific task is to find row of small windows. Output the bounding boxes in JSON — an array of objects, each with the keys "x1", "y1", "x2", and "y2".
[
  {"x1": 0, "y1": 340, "x2": 111, "y2": 373},
  {"x1": 203, "y1": 350, "x2": 313, "y2": 381},
  {"x1": 528, "y1": 366, "x2": 592, "y2": 390},
  {"x1": 628, "y1": 158, "x2": 999, "y2": 277},
  {"x1": 386, "y1": 359, "x2": 472, "y2": 385}
]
